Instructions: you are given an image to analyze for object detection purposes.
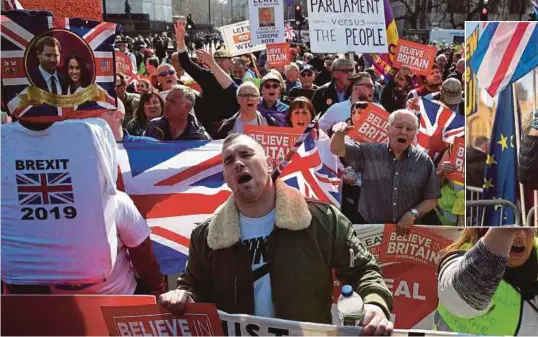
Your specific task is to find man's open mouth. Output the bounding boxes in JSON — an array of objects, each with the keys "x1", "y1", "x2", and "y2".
[
  {"x1": 511, "y1": 243, "x2": 525, "y2": 255},
  {"x1": 397, "y1": 137, "x2": 407, "y2": 143},
  {"x1": 246, "y1": 103, "x2": 255, "y2": 107},
  {"x1": 237, "y1": 173, "x2": 252, "y2": 184}
]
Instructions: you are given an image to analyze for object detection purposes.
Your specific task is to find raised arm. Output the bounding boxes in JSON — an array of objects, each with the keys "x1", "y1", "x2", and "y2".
[
  {"x1": 437, "y1": 228, "x2": 518, "y2": 318},
  {"x1": 195, "y1": 49, "x2": 234, "y2": 90}
]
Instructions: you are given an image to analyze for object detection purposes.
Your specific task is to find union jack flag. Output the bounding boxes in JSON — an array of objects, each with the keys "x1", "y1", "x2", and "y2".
[
  {"x1": 411, "y1": 97, "x2": 465, "y2": 158},
  {"x1": 1, "y1": 15, "x2": 117, "y2": 121},
  {"x1": 470, "y1": 22, "x2": 538, "y2": 97},
  {"x1": 284, "y1": 25, "x2": 294, "y2": 40},
  {"x1": 278, "y1": 127, "x2": 342, "y2": 207},
  {"x1": 3, "y1": 0, "x2": 24, "y2": 10},
  {"x1": 16, "y1": 172, "x2": 74, "y2": 205},
  {"x1": 118, "y1": 137, "x2": 342, "y2": 274},
  {"x1": 118, "y1": 141, "x2": 231, "y2": 274}
]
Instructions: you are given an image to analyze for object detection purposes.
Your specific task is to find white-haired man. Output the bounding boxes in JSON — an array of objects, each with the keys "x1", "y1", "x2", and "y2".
[
  {"x1": 284, "y1": 63, "x2": 301, "y2": 94},
  {"x1": 330, "y1": 109, "x2": 440, "y2": 233},
  {"x1": 215, "y1": 82, "x2": 277, "y2": 139}
]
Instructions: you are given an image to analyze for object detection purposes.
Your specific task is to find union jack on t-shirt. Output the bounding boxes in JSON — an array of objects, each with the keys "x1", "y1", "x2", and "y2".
[{"x1": 17, "y1": 172, "x2": 74, "y2": 205}]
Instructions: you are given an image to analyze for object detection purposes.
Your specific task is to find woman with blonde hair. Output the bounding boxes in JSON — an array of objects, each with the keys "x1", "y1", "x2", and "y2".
[{"x1": 435, "y1": 227, "x2": 538, "y2": 335}]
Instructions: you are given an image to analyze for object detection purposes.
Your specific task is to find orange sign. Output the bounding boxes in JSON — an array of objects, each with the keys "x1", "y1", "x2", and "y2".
[
  {"x1": 266, "y1": 43, "x2": 290, "y2": 68},
  {"x1": 379, "y1": 224, "x2": 452, "y2": 270},
  {"x1": 18, "y1": 0, "x2": 103, "y2": 21},
  {"x1": 1, "y1": 295, "x2": 156, "y2": 336},
  {"x1": 442, "y1": 137, "x2": 465, "y2": 183},
  {"x1": 393, "y1": 39, "x2": 437, "y2": 76},
  {"x1": 348, "y1": 104, "x2": 390, "y2": 143},
  {"x1": 115, "y1": 52, "x2": 137, "y2": 85},
  {"x1": 244, "y1": 125, "x2": 302, "y2": 166},
  {"x1": 101, "y1": 303, "x2": 224, "y2": 336},
  {"x1": 233, "y1": 32, "x2": 252, "y2": 44}
]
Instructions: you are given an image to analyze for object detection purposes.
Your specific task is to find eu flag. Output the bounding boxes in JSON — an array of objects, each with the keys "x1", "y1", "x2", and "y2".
[{"x1": 482, "y1": 86, "x2": 519, "y2": 226}]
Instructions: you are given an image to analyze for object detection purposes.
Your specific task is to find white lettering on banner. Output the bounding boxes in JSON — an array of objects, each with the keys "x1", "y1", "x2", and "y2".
[
  {"x1": 116, "y1": 318, "x2": 192, "y2": 336},
  {"x1": 307, "y1": 0, "x2": 387, "y2": 53},
  {"x1": 455, "y1": 147, "x2": 464, "y2": 172},
  {"x1": 384, "y1": 279, "x2": 426, "y2": 301}
]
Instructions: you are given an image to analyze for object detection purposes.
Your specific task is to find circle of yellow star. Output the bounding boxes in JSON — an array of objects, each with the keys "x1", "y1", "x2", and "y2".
[
  {"x1": 497, "y1": 134, "x2": 508, "y2": 151},
  {"x1": 483, "y1": 178, "x2": 494, "y2": 190},
  {"x1": 486, "y1": 154, "x2": 497, "y2": 166}
]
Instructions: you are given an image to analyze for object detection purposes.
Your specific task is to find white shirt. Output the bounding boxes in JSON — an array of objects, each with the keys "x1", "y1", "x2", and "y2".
[
  {"x1": 39, "y1": 65, "x2": 62, "y2": 94},
  {"x1": 319, "y1": 100, "x2": 351, "y2": 133},
  {"x1": 319, "y1": 100, "x2": 386, "y2": 133},
  {"x1": 50, "y1": 191, "x2": 151, "y2": 294},
  {"x1": 239, "y1": 209, "x2": 276, "y2": 318}
]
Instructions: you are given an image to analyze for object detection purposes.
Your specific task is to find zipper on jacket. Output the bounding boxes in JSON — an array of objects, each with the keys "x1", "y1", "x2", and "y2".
[{"x1": 234, "y1": 276, "x2": 237, "y2": 306}]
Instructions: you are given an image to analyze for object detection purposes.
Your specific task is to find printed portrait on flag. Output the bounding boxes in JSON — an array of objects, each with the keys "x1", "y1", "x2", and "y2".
[{"x1": 1, "y1": 14, "x2": 117, "y2": 122}]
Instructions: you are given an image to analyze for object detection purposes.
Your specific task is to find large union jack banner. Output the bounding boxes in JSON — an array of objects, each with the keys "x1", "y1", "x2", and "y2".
[
  {"x1": 1, "y1": 15, "x2": 117, "y2": 122},
  {"x1": 118, "y1": 139, "x2": 342, "y2": 275}
]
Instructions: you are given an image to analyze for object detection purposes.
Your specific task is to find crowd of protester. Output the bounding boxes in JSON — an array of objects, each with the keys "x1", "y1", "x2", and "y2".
[{"x1": 112, "y1": 21, "x2": 465, "y2": 228}]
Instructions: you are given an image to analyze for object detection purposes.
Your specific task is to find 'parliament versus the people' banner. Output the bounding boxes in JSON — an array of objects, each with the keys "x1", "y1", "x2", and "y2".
[
  {"x1": 248, "y1": 0, "x2": 285, "y2": 45},
  {"x1": 307, "y1": 0, "x2": 388, "y2": 53},
  {"x1": 1, "y1": 14, "x2": 117, "y2": 122},
  {"x1": 220, "y1": 21, "x2": 266, "y2": 56}
]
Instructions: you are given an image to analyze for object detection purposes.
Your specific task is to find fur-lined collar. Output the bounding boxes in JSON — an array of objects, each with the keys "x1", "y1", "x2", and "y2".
[{"x1": 207, "y1": 180, "x2": 312, "y2": 250}]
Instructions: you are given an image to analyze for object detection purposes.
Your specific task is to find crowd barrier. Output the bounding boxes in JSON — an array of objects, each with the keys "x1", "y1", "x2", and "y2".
[{"x1": 1, "y1": 295, "x2": 474, "y2": 336}]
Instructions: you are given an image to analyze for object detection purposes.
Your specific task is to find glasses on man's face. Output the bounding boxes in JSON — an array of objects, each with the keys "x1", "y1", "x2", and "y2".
[
  {"x1": 300, "y1": 72, "x2": 313, "y2": 78},
  {"x1": 263, "y1": 83, "x2": 280, "y2": 90},
  {"x1": 238, "y1": 93, "x2": 260, "y2": 99},
  {"x1": 116, "y1": 84, "x2": 124, "y2": 88},
  {"x1": 157, "y1": 69, "x2": 176, "y2": 77},
  {"x1": 337, "y1": 68, "x2": 354, "y2": 74}
]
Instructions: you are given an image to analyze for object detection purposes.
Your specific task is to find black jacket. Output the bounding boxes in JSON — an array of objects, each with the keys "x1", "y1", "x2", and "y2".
[
  {"x1": 311, "y1": 80, "x2": 350, "y2": 115},
  {"x1": 145, "y1": 113, "x2": 211, "y2": 141},
  {"x1": 178, "y1": 51, "x2": 239, "y2": 135},
  {"x1": 466, "y1": 146, "x2": 487, "y2": 188},
  {"x1": 518, "y1": 134, "x2": 538, "y2": 190},
  {"x1": 214, "y1": 111, "x2": 277, "y2": 140}
]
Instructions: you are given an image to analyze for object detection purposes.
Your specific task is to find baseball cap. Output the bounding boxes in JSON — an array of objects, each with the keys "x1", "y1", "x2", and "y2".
[
  {"x1": 261, "y1": 72, "x2": 282, "y2": 87},
  {"x1": 300, "y1": 64, "x2": 314, "y2": 74},
  {"x1": 213, "y1": 49, "x2": 232, "y2": 59},
  {"x1": 441, "y1": 78, "x2": 462, "y2": 105}
]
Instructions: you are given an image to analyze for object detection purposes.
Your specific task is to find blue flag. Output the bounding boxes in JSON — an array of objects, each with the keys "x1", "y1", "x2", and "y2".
[{"x1": 482, "y1": 86, "x2": 519, "y2": 226}]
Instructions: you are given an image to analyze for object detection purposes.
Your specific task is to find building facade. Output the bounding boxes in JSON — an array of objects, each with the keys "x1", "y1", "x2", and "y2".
[{"x1": 106, "y1": 0, "x2": 173, "y2": 23}]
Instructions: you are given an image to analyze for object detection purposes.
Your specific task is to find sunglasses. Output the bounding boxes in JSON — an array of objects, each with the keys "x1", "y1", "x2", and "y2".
[
  {"x1": 337, "y1": 69, "x2": 354, "y2": 74},
  {"x1": 157, "y1": 69, "x2": 176, "y2": 77},
  {"x1": 300, "y1": 72, "x2": 313, "y2": 77},
  {"x1": 263, "y1": 83, "x2": 280, "y2": 89}
]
